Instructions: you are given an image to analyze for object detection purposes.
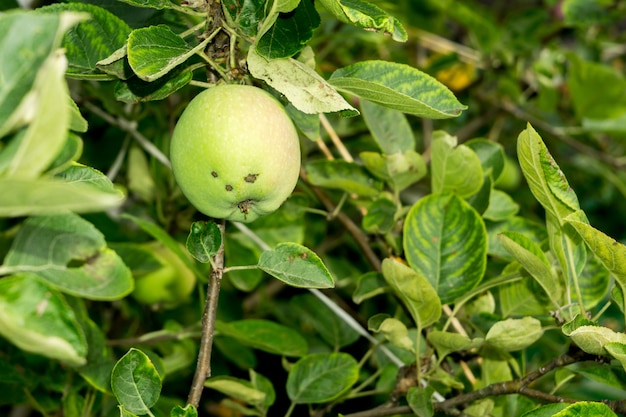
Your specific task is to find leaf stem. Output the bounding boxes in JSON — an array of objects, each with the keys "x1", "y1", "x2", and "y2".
[{"x1": 187, "y1": 219, "x2": 226, "y2": 408}]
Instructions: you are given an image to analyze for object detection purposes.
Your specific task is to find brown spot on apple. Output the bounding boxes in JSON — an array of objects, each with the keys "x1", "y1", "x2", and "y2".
[{"x1": 244, "y1": 173, "x2": 259, "y2": 183}]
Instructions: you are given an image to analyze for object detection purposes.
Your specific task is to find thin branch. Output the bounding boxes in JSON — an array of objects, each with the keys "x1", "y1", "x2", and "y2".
[
  {"x1": 187, "y1": 219, "x2": 226, "y2": 408},
  {"x1": 83, "y1": 101, "x2": 172, "y2": 170},
  {"x1": 320, "y1": 114, "x2": 354, "y2": 162},
  {"x1": 343, "y1": 347, "x2": 626, "y2": 417}
]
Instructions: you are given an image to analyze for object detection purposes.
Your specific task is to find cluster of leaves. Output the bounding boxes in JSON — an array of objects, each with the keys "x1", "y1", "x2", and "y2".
[{"x1": 1, "y1": 0, "x2": 626, "y2": 417}]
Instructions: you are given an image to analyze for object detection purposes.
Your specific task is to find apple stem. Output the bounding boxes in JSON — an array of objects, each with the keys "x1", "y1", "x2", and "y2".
[{"x1": 187, "y1": 218, "x2": 226, "y2": 408}]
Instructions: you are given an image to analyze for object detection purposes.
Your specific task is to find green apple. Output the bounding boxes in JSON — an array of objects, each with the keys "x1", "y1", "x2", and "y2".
[
  {"x1": 132, "y1": 241, "x2": 196, "y2": 308},
  {"x1": 170, "y1": 84, "x2": 301, "y2": 223}
]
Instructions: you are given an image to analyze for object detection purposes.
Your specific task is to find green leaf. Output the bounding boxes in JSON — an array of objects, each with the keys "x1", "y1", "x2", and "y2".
[
  {"x1": 186, "y1": 221, "x2": 222, "y2": 264},
  {"x1": 486, "y1": 216, "x2": 547, "y2": 261},
  {"x1": 114, "y1": 69, "x2": 193, "y2": 103},
  {"x1": 204, "y1": 376, "x2": 266, "y2": 406},
  {"x1": 562, "y1": 0, "x2": 613, "y2": 27},
  {"x1": 553, "y1": 401, "x2": 618, "y2": 417},
  {"x1": 497, "y1": 231, "x2": 563, "y2": 309},
  {"x1": 407, "y1": 386, "x2": 435, "y2": 417},
  {"x1": 568, "y1": 53, "x2": 626, "y2": 122},
  {"x1": 485, "y1": 317, "x2": 543, "y2": 352},
  {"x1": 360, "y1": 150, "x2": 427, "y2": 192},
  {"x1": 465, "y1": 138, "x2": 505, "y2": 181},
  {"x1": 329, "y1": 61, "x2": 467, "y2": 118},
  {"x1": 316, "y1": 0, "x2": 407, "y2": 42},
  {"x1": 353, "y1": 271, "x2": 387, "y2": 304},
  {"x1": 605, "y1": 343, "x2": 626, "y2": 373},
  {"x1": 0, "y1": 176, "x2": 123, "y2": 217},
  {"x1": 223, "y1": 0, "x2": 266, "y2": 37},
  {"x1": 428, "y1": 330, "x2": 483, "y2": 361},
  {"x1": 565, "y1": 210, "x2": 626, "y2": 312},
  {"x1": 381, "y1": 258, "x2": 441, "y2": 328},
  {"x1": 568, "y1": 325, "x2": 626, "y2": 355},
  {"x1": 3, "y1": 213, "x2": 133, "y2": 300},
  {"x1": 2, "y1": 50, "x2": 69, "y2": 179},
  {"x1": 291, "y1": 294, "x2": 360, "y2": 349},
  {"x1": 216, "y1": 319, "x2": 308, "y2": 357},
  {"x1": 127, "y1": 25, "x2": 208, "y2": 82},
  {"x1": 286, "y1": 103, "x2": 320, "y2": 140},
  {"x1": 521, "y1": 403, "x2": 570, "y2": 417},
  {"x1": 0, "y1": 11, "x2": 68, "y2": 136},
  {"x1": 361, "y1": 100, "x2": 414, "y2": 153},
  {"x1": 257, "y1": 0, "x2": 320, "y2": 59},
  {"x1": 576, "y1": 254, "x2": 611, "y2": 310},
  {"x1": 122, "y1": 213, "x2": 205, "y2": 282},
  {"x1": 118, "y1": 0, "x2": 177, "y2": 10},
  {"x1": 257, "y1": 242, "x2": 334, "y2": 288},
  {"x1": 517, "y1": 124, "x2": 580, "y2": 221},
  {"x1": 362, "y1": 197, "x2": 397, "y2": 234},
  {"x1": 170, "y1": 404, "x2": 197, "y2": 417},
  {"x1": 0, "y1": 274, "x2": 87, "y2": 366},
  {"x1": 430, "y1": 131, "x2": 484, "y2": 198},
  {"x1": 38, "y1": 3, "x2": 132, "y2": 80},
  {"x1": 369, "y1": 315, "x2": 415, "y2": 353},
  {"x1": 403, "y1": 193, "x2": 487, "y2": 304},
  {"x1": 111, "y1": 348, "x2": 162, "y2": 415},
  {"x1": 483, "y1": 190, "x2": 519, "y2": 221},
  {"x1": 305, "y1": 159, "x2": 383, "y2": 196},
  {"x1": 247, "y1": 48, "x2": 358, "y2": 115},
  {"x1": 250, "y1": 369, "x2": 276, "y2": 410},
  {"x1": 286, "y1": 352, "x2": 359, "y2": 404}
]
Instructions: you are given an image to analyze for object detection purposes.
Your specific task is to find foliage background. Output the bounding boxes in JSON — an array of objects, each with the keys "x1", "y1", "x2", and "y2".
[{"x1": 1, "y1": 0, "x2": 626, "y2": 416}]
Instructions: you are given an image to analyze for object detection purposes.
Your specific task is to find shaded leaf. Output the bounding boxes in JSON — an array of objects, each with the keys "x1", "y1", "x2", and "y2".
[
  {"x1": 111, "y1": 348, "x2": 162, "y2": 415},
  {"x1": 287, "y1": 353, "x2": 359, "y2": 403},
  {"x1": 291, "y1": 294, "x2": 360, "y2": 349},
  {"x1": 305, "y1": 159, "x2": 383, "y2": 197},
  {"x1": 186, "y1": 221, "x2": 222, "y2": 264},
  {"x1": 361, "y1": 99, "x2": 414, "y2": 153},
  {"x1": 216, "y1": 319, "x2": 308, "y2": 357},
  {"x1": 257, "y1": 0, "x2": 320, "y2": 59}
]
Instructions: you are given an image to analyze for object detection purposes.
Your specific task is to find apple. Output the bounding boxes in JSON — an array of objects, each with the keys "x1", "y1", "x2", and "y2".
[
  {"x1": 132, "y1": 241, "x2": 196, "y2": 308},
  {"x1": 170, "y1": 84, "x2": 301, "y2": 223}
]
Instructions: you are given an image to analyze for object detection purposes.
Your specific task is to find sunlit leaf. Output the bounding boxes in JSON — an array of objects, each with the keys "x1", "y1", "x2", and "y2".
[
  {"x1": 258, "y1": 242, "x2": 334, "y2": 288},
  {"x1": 0, "y1": 275, "x2": 87, "y2": 366},
  {"x1": 329, "y1": 61, "x2": 467, "y2": 118},
  {"x1": 316, "y1": 0, "x2": 407, "y2": 41},
  {"x1": 431, "y1": 131, "x2": 483, "y2": 198},
  {"x1": 3, "y1": 213, "x2": 133, "y2": 300},
  {"x1": 381, "y1": 258, "x2": 441, "y2": 328},
  {"x1": 247, "y1": 48, "x2": 358, "y2": 115},
  {"x1": 38, "y1": 3, "x2": 131, "y2": 80},
  {"x1": 403, "y1": 193, "x2": 487, "y2": 303}
]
